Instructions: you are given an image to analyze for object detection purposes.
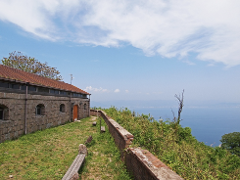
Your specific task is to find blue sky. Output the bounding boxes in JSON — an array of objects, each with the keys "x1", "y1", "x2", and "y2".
[{"x1": 0, "y1": 0, "x2": 240, "y2": 109}]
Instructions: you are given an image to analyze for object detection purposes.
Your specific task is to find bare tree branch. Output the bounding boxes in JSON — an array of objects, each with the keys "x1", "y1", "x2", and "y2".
[{"x1": 174, "y1": 89, "x2": 184, "y2": 125}]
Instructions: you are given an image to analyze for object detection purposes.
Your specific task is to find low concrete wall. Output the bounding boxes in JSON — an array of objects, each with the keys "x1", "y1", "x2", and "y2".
[
  {"x1": 90, "y1": 109, "x2": 133, "y2": 151},
  {"x1": 90, "y1": 109, "x2": 183, "y2": 180},
  {"x1": 125, "y1": 148, "x2": 184, "y2": 180}
]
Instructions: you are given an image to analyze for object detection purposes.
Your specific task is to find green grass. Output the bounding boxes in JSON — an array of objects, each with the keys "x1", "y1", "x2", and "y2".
[
  {"x1": 0, "y1": 117, "x2": 132, "y2": 180},
  {"x1": 101, "y1": 106, "x2": 240, "y2": 180}
]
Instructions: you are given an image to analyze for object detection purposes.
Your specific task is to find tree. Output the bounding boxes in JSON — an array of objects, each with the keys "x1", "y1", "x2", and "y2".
[
  {"x1": 172, "y1": 89, "x2": 184, "y2": 140},
  {"x1": 173, "y1": 89, "x2": 184, "y2": 125},
  {"x1": 1, "y1": 51, "x2": 62, "y2": 80},
  {"x1": 220, "y1": 132, "x2": 240, "y2": 156}
]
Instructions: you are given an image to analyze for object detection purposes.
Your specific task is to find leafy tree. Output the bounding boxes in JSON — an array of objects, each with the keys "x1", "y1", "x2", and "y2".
[
  {"x1": 220, "y1": 132, "x2": 240, "y2": 156},
  {"x1": 1, "y1": 51, "x2": 62, "y2": 80}
]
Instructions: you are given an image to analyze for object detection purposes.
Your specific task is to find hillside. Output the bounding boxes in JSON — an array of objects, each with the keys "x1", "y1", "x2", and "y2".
[{"x1": 100, "y1": 106, "x2": 240, "y2": 179}]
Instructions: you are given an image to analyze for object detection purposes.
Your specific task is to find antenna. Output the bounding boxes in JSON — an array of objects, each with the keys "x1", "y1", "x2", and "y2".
[{"x1": 70, "y1": 74, "x2": 73, "y2": 84}]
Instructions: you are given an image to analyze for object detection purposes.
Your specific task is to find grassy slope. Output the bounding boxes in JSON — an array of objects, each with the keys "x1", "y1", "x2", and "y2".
[
  {"x1": 0, "y1": 117, "x2": 132, "y2": 180},
  {"x1": 103, "y1": 107, "x2": 240, "y2": 180}
]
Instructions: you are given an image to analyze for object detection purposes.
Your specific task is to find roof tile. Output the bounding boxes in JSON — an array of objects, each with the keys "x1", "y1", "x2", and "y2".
[{"x1": 0, "y1": 64, "x2": 90, "y2": 95}]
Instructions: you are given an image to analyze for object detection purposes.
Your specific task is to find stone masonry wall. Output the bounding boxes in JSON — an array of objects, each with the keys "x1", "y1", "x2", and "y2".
[
  {"x1": 90, "y1": 109, "x2": 184, "y2": 180},
  {"x1": 0, "y1": 92, "x2": 90, "y2": 143},
  {"x1": 25, "y1": 94, "x2": 70, "y2": 134},
  {"x1": 0, "y1": 93, "x2": 25, "y2": 142}
]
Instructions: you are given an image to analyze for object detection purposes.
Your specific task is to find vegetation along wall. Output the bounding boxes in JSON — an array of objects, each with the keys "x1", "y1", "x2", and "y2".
[{"x1": 90, "y1": 109, "x2": 183, "y2": 180}]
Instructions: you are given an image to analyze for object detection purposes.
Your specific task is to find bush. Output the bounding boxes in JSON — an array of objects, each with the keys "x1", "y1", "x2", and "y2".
[{"x1": 221, "y1": 132, "x2": 240, "y2": 156}]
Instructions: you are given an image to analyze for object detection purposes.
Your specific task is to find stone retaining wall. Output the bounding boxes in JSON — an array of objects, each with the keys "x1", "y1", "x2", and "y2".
[{"x1": 90, "y1": 109, "x2": 184, "y2": 180}]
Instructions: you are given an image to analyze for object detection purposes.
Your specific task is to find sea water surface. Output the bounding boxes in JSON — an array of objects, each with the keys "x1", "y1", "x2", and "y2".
[
  {"x1": 92, "y1": 100, "x2": 240, "y2": 147},
  {"x1": 133, "y1": 107, "x2": 240, "y2": 147}
]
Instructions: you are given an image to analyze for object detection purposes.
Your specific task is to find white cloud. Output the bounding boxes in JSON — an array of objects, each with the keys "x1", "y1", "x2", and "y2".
[
  {"x1": 114, "y1": 89, "x2": 120, "y2": 93},
  {"x1": 153, "y1": 91, "x2": 163, "y2": 94},
  {"x1": 1, "y1": 0, "x2": 240, "y2": 66},
  {"x1": 125, "y1": 90, "x2": 129, "y2": 93},
  {"x1": 84, "y1": 86, "x2": 108, "y2": 92}
]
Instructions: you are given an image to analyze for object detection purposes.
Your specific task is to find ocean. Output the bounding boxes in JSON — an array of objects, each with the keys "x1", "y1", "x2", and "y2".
[
  {"x1": 132, "y1": 107, "x2": 240, "y2": 147},
  {"x1": 92, "y1": 100, "x2": 240, "y2": 147}
]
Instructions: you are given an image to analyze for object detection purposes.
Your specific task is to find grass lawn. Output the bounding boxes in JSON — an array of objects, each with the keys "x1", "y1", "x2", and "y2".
[{"x1": 0, "y1": 116, "x2": 132, "y2": 180}]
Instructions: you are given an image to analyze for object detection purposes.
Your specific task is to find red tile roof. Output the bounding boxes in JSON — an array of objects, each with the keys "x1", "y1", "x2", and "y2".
[{"x1": 0, "y1": 64, "x2": 90, "y2": 95}]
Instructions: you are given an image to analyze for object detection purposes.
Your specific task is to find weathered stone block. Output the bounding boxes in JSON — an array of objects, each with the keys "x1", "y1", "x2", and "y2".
[
  {"x1": 14, "y1": 131, "x2": 18, "y2": 138},
  {"x1": 5, "y1": 133, "x2": 10, "y2": 140},
  {"x1": 78, "y1": 144, "x2": 87, "y2": 155},
  {"x1": 3, "y1": 128, "x2": 7, "y2": 134},
  {"x1": 1, "y1": 134, "x2": 4, "y2": 142},
  {"x1": 18, "y1": 130, "x2": 24, "y2": 136}
]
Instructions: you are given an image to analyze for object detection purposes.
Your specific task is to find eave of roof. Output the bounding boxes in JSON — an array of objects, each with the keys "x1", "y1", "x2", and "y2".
[{"x1": 0, "y1": 64, "x2": 90, "y2": 95}]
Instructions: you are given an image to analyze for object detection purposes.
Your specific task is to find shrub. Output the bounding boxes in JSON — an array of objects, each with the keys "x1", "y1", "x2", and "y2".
[{"x1": 221, "y1": 132, "x2": 240, "y2": 156}]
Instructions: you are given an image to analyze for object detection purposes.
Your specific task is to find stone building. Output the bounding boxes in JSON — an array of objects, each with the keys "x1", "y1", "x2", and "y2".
[{"x1": 0, "y1": 64, "x2": 90, "y2": 143}]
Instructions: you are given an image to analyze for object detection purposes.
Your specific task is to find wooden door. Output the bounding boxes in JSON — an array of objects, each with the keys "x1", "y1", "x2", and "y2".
[{"x1": 73, "y1": 105, "x2": 78, "y2": 121}]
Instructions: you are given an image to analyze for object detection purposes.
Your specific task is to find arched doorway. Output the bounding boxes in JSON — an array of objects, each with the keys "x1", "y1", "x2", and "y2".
[
  {"x1": 0, "y1": 104, "x2": 9, "y2": 120},
  {"x1": 73, "y1": 105, "x2": 78, "y2": 121}
]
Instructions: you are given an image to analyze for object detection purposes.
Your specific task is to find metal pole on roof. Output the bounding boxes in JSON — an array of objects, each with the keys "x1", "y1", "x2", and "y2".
[{"x1": 70, "y1": 74, "x2": 73, "y2": 84}]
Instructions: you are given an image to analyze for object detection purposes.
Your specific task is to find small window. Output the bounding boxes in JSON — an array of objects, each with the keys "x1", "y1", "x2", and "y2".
[
  {"x1": 73, "y1": 93, "x2": 81, "y2": 97},
  {"x1": 12, "y1": 84, "x2": 20, "y2": 89},
  {"x1": 29, "y1": 86, "x2": 37, "y2": 91},
  {"x1": 50, "y1": 89, "x2": 55, "y2": 94},
  {"x1": 60, "y1": 91, "x2": 68, "y2": 95},
  {"x1": 55, "y1": 90, "x2": 59, "y2": 94},
  {"x1": 38, "y1": 87, "x2": 49, "y2": 93},
  {"x1": 36, "y1": 104, "x2": 45, "y2": 115},
  {"x1": 0, "y1": 81, "x2": 9, "y2": 88},
  {"x1": 0, "y1": 104, "x2": 9, "y2": 120},
  {"x1": 21, "y1": 85, "x2": 26, "y2": 90},
  {"x1": 84, "y1": 103, "x2": 87, "y2": 110},
  {"x1": 60, "y1": 104, "x2": 65, "y2": 112}
]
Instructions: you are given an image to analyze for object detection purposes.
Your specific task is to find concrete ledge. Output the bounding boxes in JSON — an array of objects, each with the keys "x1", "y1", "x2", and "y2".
[
  {"x1": 90, "y1": 109, "x2": 134, "y2": 151},
  {"x1": 127, "y1": 148, "x2": 184, "y2": 180}
]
